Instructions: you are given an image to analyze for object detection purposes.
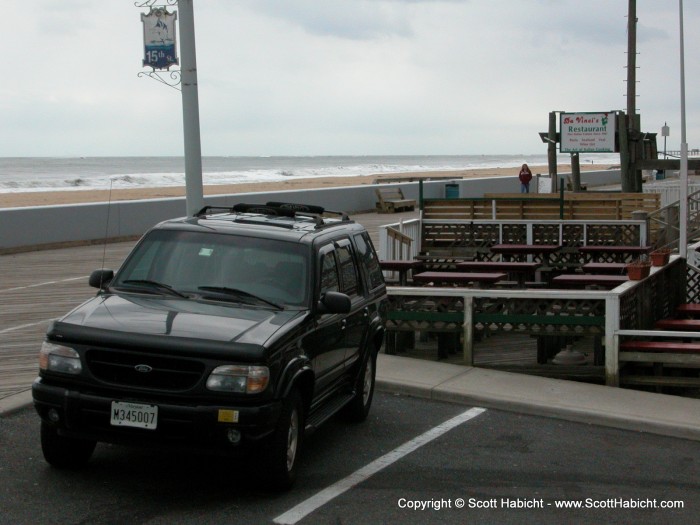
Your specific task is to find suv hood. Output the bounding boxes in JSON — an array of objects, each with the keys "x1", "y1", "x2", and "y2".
[{"x1": 58, "y1": 293, "x2": 306, "y2": 346}]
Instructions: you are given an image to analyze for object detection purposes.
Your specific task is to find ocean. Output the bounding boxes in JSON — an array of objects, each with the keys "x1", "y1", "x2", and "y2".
[{"x1": 0, "y1": 154, "x2": 621, "y2": 193}]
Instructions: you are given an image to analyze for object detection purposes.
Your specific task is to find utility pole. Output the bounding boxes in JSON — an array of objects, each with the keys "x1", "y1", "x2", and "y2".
[{"x1": 624, "y1": 0, "x2": 641, "y2": 192}]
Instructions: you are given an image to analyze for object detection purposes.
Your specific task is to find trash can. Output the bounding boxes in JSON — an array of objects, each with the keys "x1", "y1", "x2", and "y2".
[{"x1": 445, "y1": 182, "x2": 459, "y2": 199}]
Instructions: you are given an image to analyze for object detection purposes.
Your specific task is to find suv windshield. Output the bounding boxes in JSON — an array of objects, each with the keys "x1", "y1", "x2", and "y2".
[{"x1": 112, "y1": 229, "x2": 310, "y2": 307}]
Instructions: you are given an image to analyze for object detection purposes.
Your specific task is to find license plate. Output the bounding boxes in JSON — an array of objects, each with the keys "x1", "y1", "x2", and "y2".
[{"x1": 110, "y1": 401, "x2": 158, "y2": 430}]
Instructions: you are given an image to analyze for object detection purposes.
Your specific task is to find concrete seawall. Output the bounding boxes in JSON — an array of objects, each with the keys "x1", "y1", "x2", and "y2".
[{"x1": 0, "y1": 170, "x2": 620, "y2": 252}]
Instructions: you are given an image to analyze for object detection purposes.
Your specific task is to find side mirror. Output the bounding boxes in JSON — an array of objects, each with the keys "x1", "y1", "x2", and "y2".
[
  {"x1": 317, "y1": 291, "x2": 351, "y2": 314},
  {"x1": 89, "y1": 269, "x2": 114, "y2": 289}
]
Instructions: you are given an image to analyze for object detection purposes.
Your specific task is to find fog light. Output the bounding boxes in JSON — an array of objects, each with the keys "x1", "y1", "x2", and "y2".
[
  {"x1": 226, "y1": 428, "x2": 241, "y2": 445},
  {"x1": 48, "y1": 408, "x2": 61, "y2": 423}
]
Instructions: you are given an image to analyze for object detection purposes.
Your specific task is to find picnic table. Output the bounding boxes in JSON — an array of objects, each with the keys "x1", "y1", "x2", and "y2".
[
  {"x1": 455, "y1": 261, "x2": 540, "y2": 287},
  {"x1": 489, "y1": 244, "x2": 561, "y2": 264},
  {"x1": 412, "y1": 271, "x2": 507, "y2": 288},
  {"x1": 551, "y1": 274, "x2": 629, "y2": 289},
  {"x1": 379, "y1": 260, "x2": 423, "y2": 286}
]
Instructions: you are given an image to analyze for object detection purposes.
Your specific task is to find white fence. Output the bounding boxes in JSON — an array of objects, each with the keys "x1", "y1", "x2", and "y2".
[
  {"x1": 377, "y1": 218, "x2": 650, "y2": 262},
  {"x1": 644, "y1": 179, "x2": 700, "y2": 207}
]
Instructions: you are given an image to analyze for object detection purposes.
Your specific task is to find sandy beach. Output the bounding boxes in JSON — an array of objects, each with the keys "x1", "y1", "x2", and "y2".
[{"x1": 0, "y1": 163, "x2": 613, "y2": 208}]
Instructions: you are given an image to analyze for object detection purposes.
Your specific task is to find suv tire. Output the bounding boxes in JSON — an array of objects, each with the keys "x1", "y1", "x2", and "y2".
[
  {"x1": 343, "y1": 344, "x2": 377, "y2": 423},
  {"x1": 265, "y1": 388, "x2": 304, "y2": 491},
  {"x1": 41, "y1": 422, "x2": 96, "y2": 469}
]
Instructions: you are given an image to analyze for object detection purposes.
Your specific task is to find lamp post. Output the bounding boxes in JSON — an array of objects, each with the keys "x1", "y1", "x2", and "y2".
[
  {"x1": 138, "y1": 0, "x2": 203, "y2": 217},
  {"x1": 179, "y1": 0, "x2": 204, "y2": 217}
]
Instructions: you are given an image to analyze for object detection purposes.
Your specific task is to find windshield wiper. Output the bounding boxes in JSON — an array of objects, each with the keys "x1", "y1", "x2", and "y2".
[
  {"x1": 198, "y1": 286, "x2": 282, "y2": 310},
  {"x1": 118, "y1": 279, "x2": 189, "y2": 298}
]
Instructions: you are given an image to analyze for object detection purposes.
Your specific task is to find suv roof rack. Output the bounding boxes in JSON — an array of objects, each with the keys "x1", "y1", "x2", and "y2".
[{"x1": 194, "y1": 202, "x2": 351, "y2": 229}]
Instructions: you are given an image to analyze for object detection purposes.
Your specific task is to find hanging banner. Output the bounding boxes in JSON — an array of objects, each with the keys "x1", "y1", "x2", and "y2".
[
  {"x1": 141, "y1": 8, "x2": 179, "y2": 70},
  {"x1": 560, "y1": 112, "x2": 616, "y2": 153}
]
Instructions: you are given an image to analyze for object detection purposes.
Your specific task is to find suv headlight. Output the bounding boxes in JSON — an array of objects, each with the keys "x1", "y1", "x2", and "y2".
[
  {"x1": 206, "y1": 365, "x2": 269, "y2": 394},
  {"x1": 39, "y1": 341, "x2": 82, "y2": 375}
]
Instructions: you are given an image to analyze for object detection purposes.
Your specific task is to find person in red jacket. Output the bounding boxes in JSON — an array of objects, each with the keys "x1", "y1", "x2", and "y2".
[{"x1": 518, "y1": 163, "x2": 533, "y2": 193}]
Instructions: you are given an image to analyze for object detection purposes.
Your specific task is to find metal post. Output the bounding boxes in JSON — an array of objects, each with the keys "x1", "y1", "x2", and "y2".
[
  {"x1": 678, "y1": 0, "x2": 688, "y2": 259},
  {"x1": 418, "y1": 180, "x2": 424, "y2": 211},
  {"x1": 179, "y1": 0, "x2": 204, "y2": 217},
  {"x1": 463, "y1": 294, "x2": 473, "y2": 365},
  {"x1": 548, "y1": 112, "x2": 558, "y2": 193},
  {"x1": 559, "y1": 177, "x2": 564, "y2": 219}
]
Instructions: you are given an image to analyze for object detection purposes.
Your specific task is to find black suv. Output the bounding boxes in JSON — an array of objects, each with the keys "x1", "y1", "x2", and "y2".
[{"x1": 33, "y1": 202, "x2": 387, "y2": 489}]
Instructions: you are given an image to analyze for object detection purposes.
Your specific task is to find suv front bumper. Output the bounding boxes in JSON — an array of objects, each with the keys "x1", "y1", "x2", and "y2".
[{"x1": 32, "y1": 378, "x2": 282, "y2": 453}]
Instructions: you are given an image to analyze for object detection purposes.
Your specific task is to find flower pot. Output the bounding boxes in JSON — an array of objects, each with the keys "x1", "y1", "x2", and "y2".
[
  {"x1": 626, "y1": 264, "x2": 650, "y2": 280},
  {"x1": 650, "y1": 251, "x2": 670, "y2": 267}
]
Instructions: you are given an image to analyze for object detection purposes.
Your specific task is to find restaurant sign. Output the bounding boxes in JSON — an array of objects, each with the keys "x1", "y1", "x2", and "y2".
[
  {"x1": 560, "y1": 112, "x2": 616, "y2": 153},
  {"x1": 141, "y1": 8, "x2": 179, "y2": 70}
]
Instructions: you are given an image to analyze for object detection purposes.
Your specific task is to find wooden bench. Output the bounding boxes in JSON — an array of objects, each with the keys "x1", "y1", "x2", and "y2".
[
  {"x1": 551, "y1": 273, "x2": 629, "y2": 290},
  {"x1": 375, "y1": 187, "x2": 416, "y2": 213},
  {"x1": 619, "y1": 340, "x2": 700, "y2": 388},
  {"x1": 413, "y1": 271, "x2": 507, "y2": 288},
  {"x1": 578, "y1": 245, "x2": 652, "y2": 263},
  {"x1": 676, "y1": 303, "x2": 700, "y2": 317},
  {"x1": 581, "y1": 262, "x2": 627, "y2": 274},
  {"x1": 655, "y1": 319, "x2": 700, "y2": 331}
]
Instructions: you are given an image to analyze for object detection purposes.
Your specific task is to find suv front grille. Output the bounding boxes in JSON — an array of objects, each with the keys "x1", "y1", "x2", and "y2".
[{"x1": 86, "y1": 349, "x2": 205, "y2": 391}]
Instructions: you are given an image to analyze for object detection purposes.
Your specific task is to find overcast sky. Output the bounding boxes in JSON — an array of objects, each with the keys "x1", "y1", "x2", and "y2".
[{"x1": 0, "y1": 0, "x2": 697, "y2": 157}]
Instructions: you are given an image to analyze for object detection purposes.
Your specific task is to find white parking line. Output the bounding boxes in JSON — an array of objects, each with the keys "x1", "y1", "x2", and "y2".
[
  {"x1": 273, "y1": 406, "x2": 487, "y2": 525},
  {"x1": 0, "y1": 276, "x2": 87, "y2": 293},
  {"x1": 0, "y1": 319, "x2": 54, "y2": 335}
]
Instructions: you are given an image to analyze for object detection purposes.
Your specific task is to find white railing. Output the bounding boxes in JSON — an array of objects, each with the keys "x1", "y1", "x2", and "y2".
[
  {"x1": 387, "y1": 285, "x2": 620, "y2": 385},
  {"x1": 421, "y1": 219, "x2": 649, "y2": 248},
  {"x1": 378, "y1": 218, "x2": 421, "y2": 261},
  {"x1": 387, "y1": 257, "x2": 680, "y2": 388},
  {"x1": 379, "y1": 218, "x2": 650, "y2": 263},
  {"x1": 644, "y1": 180, "x2": 700, "y2": 207}
]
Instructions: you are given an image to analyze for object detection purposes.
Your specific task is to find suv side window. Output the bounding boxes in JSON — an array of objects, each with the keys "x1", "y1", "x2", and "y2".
[
  {"x1": 336, "y1": 242, "x2": 360, "y2": 297},
  {"x1": 353, "y1": 232, "x2": 384, "y2": 291},
  {"x1": 320, "y1": 249, "x2": 340, "y2": 294}
]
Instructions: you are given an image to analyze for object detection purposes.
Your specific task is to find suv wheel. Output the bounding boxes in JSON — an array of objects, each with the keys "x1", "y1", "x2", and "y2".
[
  {"x1": 41, "y1": 422, "x2": 96, "y2": 469},
  {"x1": 343, "y1": 344, "x2": 377, "y2": 423},
  {"x1": 265, "y1": 388, "x2": 304, "y2": 490}
]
